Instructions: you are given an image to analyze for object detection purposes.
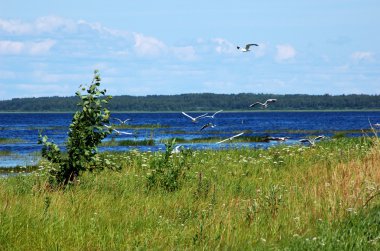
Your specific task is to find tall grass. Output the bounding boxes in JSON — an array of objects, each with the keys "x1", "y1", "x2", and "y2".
[{"x1": 0, "y1": 136, "x2": 379, "y2": 250}]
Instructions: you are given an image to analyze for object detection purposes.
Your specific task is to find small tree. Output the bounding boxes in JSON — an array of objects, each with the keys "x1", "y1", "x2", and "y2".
[{"x1": 38, "y1": 70, "x2": 112, "y2": 185}]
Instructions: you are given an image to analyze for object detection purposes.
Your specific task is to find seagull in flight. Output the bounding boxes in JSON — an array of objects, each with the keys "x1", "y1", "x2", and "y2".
[
  {"x1": 205, "y1": 110, "x2": 223, "y2": 119},
  {"x1": 216, "y1": 132, "x2": 244, "y2": 144},
  {"x1": 374, "y1": 123, "x2": 380, "y2": 127},
  {"x1": 200, "y1": 122, "x2": 216, "y2": 131},
  {"x1": 171, "y1": 145, "x2": 184, "y2": 154},
  {"x1": 104, "y1": 124, "x2": 133, "y2": 135},
  {"x1": 113, "y1": 117, "x2": 131, "y2": 125},
  {"x1": 266, "y1": 136, "x2": 290, "y2": 141},
  {"x1": 250, "y1": 99, "x2": 277, "y2": 109},
  {"x1": 182, "y1": 112, "x2": 208, "y2": 123},
  {"x1": 237, "y1": 43, "x2": 259, "y2": 52},
  {"x1": 299, "y1": 135, "x2": 325, "y2": 146}
]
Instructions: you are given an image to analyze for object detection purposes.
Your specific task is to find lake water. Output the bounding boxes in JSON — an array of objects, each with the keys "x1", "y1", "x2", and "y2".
[{"x1": 1, "y1": 111, "x2": 380, "y2": 167}]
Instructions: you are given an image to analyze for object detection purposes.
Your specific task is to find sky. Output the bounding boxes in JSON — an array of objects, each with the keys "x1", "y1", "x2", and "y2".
[{"x1": 0, "y1": 0, "x2": 379, "y2": 100}]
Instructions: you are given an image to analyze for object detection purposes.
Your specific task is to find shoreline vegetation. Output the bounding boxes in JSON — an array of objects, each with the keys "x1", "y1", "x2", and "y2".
[
  {"x1": 1, "y1": 136, "x2": 379, "y2": 249},
  {"x1": 1, "y1": 75, "x2": 379, "y2": 249},
  {"x1": 1, "y1": 93, "x2": 380, "y2": 112}
]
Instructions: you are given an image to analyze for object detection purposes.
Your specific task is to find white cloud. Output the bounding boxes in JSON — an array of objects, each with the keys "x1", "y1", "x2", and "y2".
[
  {"x1": 34, "y1": 16, "x2": 77, "y2": 33},
  {"x1": 133, "y1": 33, "x2": 167, "y2": 57},
  {"x1": 351, "y1": 51, "x2": 373, "y2": 62},
  {"x1": 29, "y1": 39, "x2": 56, "y2": 55},
  {"x1": 253, "y1": 42, "x2": 267, "y2": 58},
  {"x1": 275, "y1": 44, "x2": 296, "y2": 62},
  {"x1": 13, "y1": 83, "x2": 72, "y2": 97},
  {"x1": 172, "y1": 46, "x2": 197, "y2": 61},
  {"x1": 0, "y1": 19, "x2": 32, "y2": 34},
  {"x1": 0, "y1": 16, "x2": 130, "y2": 39},
  {"x1": 0, "y1": 16, "x2": 76, "y2": 35},
  {"x1": 77, "y1": 19, "x2": 131, "y2": 38},
  {"x1": 0, "y1": 40, "x2": 24, "y2": 54},
  {"x1": 213, "y1": 38, "x2": 235, "y2": 54},
  {"x1": 0, "y1": 39, "x2": 55, "y2": 55}
]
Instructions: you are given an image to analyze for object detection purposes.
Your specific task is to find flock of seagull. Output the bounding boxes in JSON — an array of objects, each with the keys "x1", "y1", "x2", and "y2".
[
  {"x1": 105, "y1": 43, "x2": 371, "y2": 150},
  {"x1": 180, "y1": 98, "x2": 324, "y2": 146},
  {"x1": 106, "y1": 96, "x2": 326, "y2": 151}
]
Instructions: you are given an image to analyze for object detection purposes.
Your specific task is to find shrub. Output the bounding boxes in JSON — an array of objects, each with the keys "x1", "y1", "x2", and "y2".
[
  {"x1": 146, "y1": 139, "x2": 190, "y2": 192},
  {"x1": 38, "y1": 70, "x2": 112, "y2": 185}
]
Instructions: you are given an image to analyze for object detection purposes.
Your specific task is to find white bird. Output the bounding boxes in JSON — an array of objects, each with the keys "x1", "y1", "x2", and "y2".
[
  {"x1": 205, "y1": 110, "x2": 223, "y2": 119},
  {"x1": 216, "y1": 132, "x2": 244, "y2": 144},
  {"x1": 200, "y1": 122, "x2": 216, "y2": 131},
  {"x1": 267, "y1": 136, "x2": 290, "y2": 141},
  {"x1": 182, "y1": 112, "x2": 208, "y2": 123},
  {"x1": 104, "y1": 124, "x2": 133, "y2": 135},
  {"x1": 374, "y1": 123, "x2": 380, "y2": 127},
  {"x1": 237, "y1": 43, "x2": 259, "y2": 52},
  {"x1": 249, "y1": 99, "x2": 277, "y2": 109},
  {"x1": 299, "y1": 135, "x2": 325, "y2": 146},
  {"x1": 171, "y1": 145, "x2": 183, "y2": 154},
  {"x1": 113, "y1": 117, "x2": 131, "y2": 124}
]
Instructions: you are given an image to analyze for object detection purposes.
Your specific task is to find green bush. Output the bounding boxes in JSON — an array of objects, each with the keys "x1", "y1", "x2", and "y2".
[
  {"x1": 38, "y1": 70, "x2": 112, "y2": 185},
  {"x1": 146, "y1": 139, "x2": 190, "y2": 191}
]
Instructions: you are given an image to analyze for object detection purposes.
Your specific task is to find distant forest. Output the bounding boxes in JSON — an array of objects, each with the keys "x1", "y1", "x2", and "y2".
[{"x1": 0, "y1": 93, "x2": 379, "y2": 112}]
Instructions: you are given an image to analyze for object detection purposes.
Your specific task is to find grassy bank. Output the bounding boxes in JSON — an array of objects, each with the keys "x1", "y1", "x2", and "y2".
[{"x1": 1, "y1": 137, "x2": 379, "y2": 250}]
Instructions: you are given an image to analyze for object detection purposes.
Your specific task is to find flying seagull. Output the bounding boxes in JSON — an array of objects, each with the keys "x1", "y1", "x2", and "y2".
[
  {"x1": 299, "y1": 135, "x2": 325, "y2": 146},
  {"x1": 216, "y1": 132, "x2": 244, "y2": 144},
  {"x1": 171, "y1": 145, "x2": 182, "y2": 154},
  {"x1": 266, "y1": 136, "x2": 290, "y2": 141},
  {"x1": 374, "y1": 123, "x2": 380, "y2": 127},
  {"x1": 249, "y1": 99, "x2": 277, "y2": 109},
  {"x1": 237, "y1": 43, "x2": 259, "y2": 52},
  {"x1": 182, "y1": 112, "x2": 208, "y2": 123},
  {"x1": 113, "y1": 117, "x2": 131, "y2": 124},
  {"x1": 205, "y1": 110, "x2": 223, "y2": 119},
  {"x1": 104, "y1": 124, "x2": 133, "y2": 135},
  {"x1": 200, "y1": 122, "x2": 216, "y2": 131}
]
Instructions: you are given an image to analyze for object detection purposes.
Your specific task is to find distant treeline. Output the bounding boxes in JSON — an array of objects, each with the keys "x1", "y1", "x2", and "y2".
[{"x1": 0, "y1": 93, "x2": 379, "y2": 112}]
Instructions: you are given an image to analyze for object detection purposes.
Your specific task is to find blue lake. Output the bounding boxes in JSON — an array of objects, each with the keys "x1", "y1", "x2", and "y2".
[{"x1": 1, "y1": 111, "x2": 380, "y2": 167}]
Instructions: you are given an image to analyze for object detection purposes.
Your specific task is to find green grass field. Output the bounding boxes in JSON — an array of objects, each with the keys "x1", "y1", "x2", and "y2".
[{"x1": 1, "y1": 137, "x2": 379, "y2": 250}]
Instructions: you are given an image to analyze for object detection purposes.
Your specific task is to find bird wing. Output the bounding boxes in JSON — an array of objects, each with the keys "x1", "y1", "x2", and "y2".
[
  {"x1": 205, "y1": 110, "x2": 223, "y2": 118},
  {"x1": 118, "y1": 131, "x2": 133, "y2": 135},
  {"x1": 249, "y1": 102, "x2": 261, "y2": 107},
  {"x1": 299, "y1": 139, "x2": 311, "y2": 143},
  {"x1": 194, "y1": 113, "x2": 208, "y2": 120},
  {"x1": 171, "y1": 145, "x2": 181, "y2": 153},
  {"x1": 182, "y1": 112, "x2": 195, "y2": 120},
  {"x1": 230, "y1": 132, "x2": 244, "y2": 139},
  {"x1": 115, "y1": 128, "x2": 133, "y2": 135},
  {"x1": 266, "y1": 99, "x2": 277, "y2": 103},
  {"x1": 200, "y1": 124, "x2": 209, "y2": 131},
  {"x1": 114, "y1": 118, "x2": 123, "y2": 123},
  {"x1": 216, "y1": 132, "x2": 244, "y2": 144},
  {"x1": 314, "y1": 135, "x2": 324, "y2": 141},
  {"x1": 213, "y1": 110, "x2": 223, "y2": 116},
  {"x1": 246, "y1": 43, "x2": 259, "y2": 50},
  {"x1": 216, "y1": 138, "x2": 229, "y2": 144},
  {"x1": 123, "y1": 119, "x2": 131, "y2": 123}
]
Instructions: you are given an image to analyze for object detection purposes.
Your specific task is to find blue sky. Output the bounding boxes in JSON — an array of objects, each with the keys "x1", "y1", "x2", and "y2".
[{"x1": 0, "y1": 0, "x2": 379, "y2": 99}]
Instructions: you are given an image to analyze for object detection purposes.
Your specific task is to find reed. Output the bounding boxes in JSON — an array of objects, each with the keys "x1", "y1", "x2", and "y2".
[
  {"x1": 0, "y1": 138, "x2": 25, "y2": 144},
  {"x1": 0, "y1": 136, "x2": 379, "y2": 250}
]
